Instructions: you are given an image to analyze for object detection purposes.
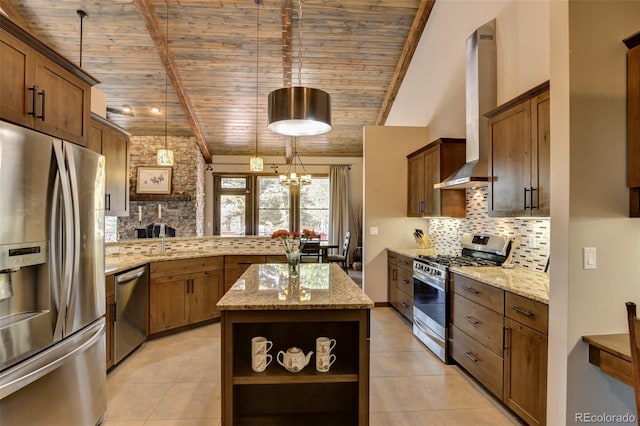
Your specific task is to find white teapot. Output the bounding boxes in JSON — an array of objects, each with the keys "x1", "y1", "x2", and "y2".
[{"x1": 277, "y1": 347, "x2": 313, "y2": 372}]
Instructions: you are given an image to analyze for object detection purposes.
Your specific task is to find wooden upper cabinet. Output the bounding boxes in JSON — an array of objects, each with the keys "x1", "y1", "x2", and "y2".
[
  {"x1": 0, "y1": 18, "x2": 98, "y2": 146},
  {"x1": 407, "y1": 138, "x2": 466, "y2": 218},
  {"x1": 625, "y1": 33, "x2": 640, "y2": 216},
  {"x1": 486, "y1": 82, "x2": 550, "y2": 217},
  {"x1": 90, "y1": 115, "x2": 130, "y2": 217}
]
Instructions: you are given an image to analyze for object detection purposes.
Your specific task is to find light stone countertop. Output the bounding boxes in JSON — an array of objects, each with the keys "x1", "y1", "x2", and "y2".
[
  {"x1": 217, "y1": 263, "x2": 374, "y2": 311},
  {"x1": 105, "y1": 246, "x2": 284, "y2": 275},
  {"x1": 387, "y1": 247, "x2": 437, "y2": 258},
  {"x1": 450, "y1": 266, "x2": 549, "y2": 304}
]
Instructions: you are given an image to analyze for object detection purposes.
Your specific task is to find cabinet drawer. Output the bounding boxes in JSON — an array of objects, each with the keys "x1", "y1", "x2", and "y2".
[
  {"x1": 395, "y1": 267, "x2": 414, "y2": 297},
  {"x1": 505, "y1": 292, "x2": 548, "y2": 334},
  {"x1": 224, "y1": 255, "x2": 266, "y2": 269},
  {"x1": 394, "y1": 287, "x2": 413, "y2": 320},
  {"x1": 450, "y1": 325, "x2": 503, "y2": 399},
  {"x1": 387, "y1": 251, "x2": 398, "y2": 264},
  {"x1": 396, "y1": 254, "x2": 414, "y2": 271},
  {"x1": 451, "y1": 293, "x2": 504, "y2": 355},
  {"x1": 451, "y1": 274, "x2": 504, "y2": 314},
  {"x1": 151, "y1": 256, "x2": 223, "y2": 278}
]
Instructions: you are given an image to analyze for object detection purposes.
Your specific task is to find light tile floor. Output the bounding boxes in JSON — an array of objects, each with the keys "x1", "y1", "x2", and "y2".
[{"x1": 103, "y1": 307, "x2": 521, "y2": 426}]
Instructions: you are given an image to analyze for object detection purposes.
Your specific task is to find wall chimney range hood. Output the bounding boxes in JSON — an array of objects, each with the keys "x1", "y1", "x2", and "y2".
[{"x1": 435, "y1": 19, "x2": 496, "y2": 189}]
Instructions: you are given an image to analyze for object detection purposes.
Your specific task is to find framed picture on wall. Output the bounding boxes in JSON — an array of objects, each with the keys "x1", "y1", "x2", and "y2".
[{"x1": 136, "y1": 167, "x2": 172, "y2": 194}]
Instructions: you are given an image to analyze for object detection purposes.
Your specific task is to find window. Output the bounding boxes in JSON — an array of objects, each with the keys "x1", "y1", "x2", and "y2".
[
  {"x1": 213, "y1": 175, "x2": 329, "y2": 237},
  {"x1": 214, "y1": 176, "x2": 251, "y2": 236}
]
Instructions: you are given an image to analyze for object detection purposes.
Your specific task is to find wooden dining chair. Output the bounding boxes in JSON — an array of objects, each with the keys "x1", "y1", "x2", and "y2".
[
  {"x1": 327, "y1": 232, "x2": 351, "y2": 272},
  {"x1": 626, "y1": 301, "x2": 640, "y2": 418}
]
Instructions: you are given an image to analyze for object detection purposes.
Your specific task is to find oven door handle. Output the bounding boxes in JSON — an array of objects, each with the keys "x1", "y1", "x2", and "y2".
[
  {"x1": 413, "y1": 316, "x2": 443, "y2": 343},
  {"x1": 413, "y1": 273, "x2": 445, "y2": 292}
]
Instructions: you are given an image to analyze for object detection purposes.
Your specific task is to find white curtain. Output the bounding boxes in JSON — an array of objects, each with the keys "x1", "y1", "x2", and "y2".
[{"x1": 329, "y1": 165, "x2": 350, "y2": 253}]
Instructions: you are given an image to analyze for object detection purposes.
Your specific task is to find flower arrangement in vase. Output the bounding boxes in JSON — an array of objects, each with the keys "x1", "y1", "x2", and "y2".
[{"x1": 271, "y1": 229, "x2": 318, "y2": 277}]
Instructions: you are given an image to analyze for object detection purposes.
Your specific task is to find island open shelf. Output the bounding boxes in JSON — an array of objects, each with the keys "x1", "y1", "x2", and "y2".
[{"x1": 217, "y1": 264, "x2": 373, "y2": 426}]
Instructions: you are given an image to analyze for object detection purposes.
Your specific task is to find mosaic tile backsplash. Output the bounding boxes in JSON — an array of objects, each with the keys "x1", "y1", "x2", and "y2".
[{"x1": 425, "y1": 187, "x2": 550, "y2": 271}]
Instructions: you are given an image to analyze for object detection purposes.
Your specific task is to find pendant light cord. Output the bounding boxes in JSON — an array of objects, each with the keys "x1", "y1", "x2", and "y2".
[
  {"x1": 255, "y1": 0, "x2": 260, "y2": 157},
  {"x1": 164, "y1": 0, "x2": 169, "y2": 152},
  {"x1": 297, "y1": 0, "x2": 303, "y2": 86}
]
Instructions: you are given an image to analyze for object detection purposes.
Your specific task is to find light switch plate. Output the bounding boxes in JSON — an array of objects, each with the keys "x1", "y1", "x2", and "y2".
[
  {"x1": 583, "y1": 247, "x2": 597, "y2": 270},
  {"x1": 369, "y1": 226, "x2": 378, "y2": 236}
]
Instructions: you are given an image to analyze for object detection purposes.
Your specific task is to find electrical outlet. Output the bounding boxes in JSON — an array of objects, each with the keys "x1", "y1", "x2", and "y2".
[{"x1": 529, "y1": 235, "x2": 539, "y2": 249}]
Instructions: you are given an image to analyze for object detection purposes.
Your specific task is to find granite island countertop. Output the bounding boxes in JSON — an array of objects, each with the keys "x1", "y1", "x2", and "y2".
[
  {"x1": 450, "y1": 265, "x2": 549, "y2": 304},
  {"x1": 217, "y1": 263, "x2": 374, "y2": 311}
]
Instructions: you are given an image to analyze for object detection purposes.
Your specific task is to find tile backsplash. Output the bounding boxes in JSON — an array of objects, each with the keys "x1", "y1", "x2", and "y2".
[{"x1": 425, "y1": 187, "x2": 550, "y2": 271}]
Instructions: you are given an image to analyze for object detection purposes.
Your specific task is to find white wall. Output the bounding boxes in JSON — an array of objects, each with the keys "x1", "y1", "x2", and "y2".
[
  {"x1": 362, "y1": 126, "x2": 430, "y2": 303},
  {"x1": 556, "y1": 1, "x2": 640, "y2": 423},
  {"x1": 203, "y1": 155, "x2": 363, "y2": 236}
]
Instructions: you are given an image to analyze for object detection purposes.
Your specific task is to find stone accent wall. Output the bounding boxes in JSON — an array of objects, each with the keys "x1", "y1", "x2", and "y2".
[
  {"x1": 425, "y1": 187, "x2": 550, "y2": 271},
  {"x1": 116, "y1": 135, "x2": 205, "y2": 240}
]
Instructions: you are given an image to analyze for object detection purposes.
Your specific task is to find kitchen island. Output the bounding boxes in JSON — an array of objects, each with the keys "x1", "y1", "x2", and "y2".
[{"x1": 217, "y1": 263, "x2": 373, "y2": 426}]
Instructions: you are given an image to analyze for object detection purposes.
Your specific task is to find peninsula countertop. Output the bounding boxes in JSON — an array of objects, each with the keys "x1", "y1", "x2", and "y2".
[{"x1": 217, "y1": 263, "x2": 374, "y2": 311}]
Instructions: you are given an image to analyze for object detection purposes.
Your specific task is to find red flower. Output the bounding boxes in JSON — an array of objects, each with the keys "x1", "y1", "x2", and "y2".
[
  {"x1": 271, "y1": 229, "x2": 290, "y2": 239},
  {"x1": 301, "y1": 229, "x2": 318, "y2": 239}
]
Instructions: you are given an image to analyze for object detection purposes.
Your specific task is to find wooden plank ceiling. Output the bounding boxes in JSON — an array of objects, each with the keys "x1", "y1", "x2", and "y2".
[{"x1": 5, "y1": 0, "x2": 432, "y2": 159}]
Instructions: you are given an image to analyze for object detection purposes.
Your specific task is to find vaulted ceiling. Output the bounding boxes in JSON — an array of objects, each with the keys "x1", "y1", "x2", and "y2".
[{"x1": 1, "y1": 0, "x2": 434, "y2": 161}]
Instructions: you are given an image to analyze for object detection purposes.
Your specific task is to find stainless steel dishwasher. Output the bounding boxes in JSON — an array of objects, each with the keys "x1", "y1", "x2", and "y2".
[{"x1": 114, "y1": 266, "x2": 148, "y2": 364}]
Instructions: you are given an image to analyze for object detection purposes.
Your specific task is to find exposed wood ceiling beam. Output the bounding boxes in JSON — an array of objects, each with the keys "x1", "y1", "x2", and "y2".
[
  {"x1": 376, "y1": 0, "x2": 436, "y2": 125},
  {"x1": 134, "y1": 0, "x2": 212, "y2": 163},
  {"x1": 0, "y1": 0, "x2": 31, "y2": 31}
]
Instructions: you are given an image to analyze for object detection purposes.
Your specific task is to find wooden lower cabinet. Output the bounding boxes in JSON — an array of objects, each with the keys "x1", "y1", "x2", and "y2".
[
  {"x1": 221, "y1": 308, "x2": 370, "y2": 425},
  {"x1": 387, "y1": 252, "x2": 414, "y2": 322},
  {"x1": 450, "y1": 273, "x2": 548, "y2": 426},
  {"x1": 149, "y1": 257, "x2": 223, "y2": 334},
  {"x1": 224, "y1": 255, "x2": 266, "y2": 292},
  {"x1": 105, "y1": 274, "x2": 115, "y2": 370}
]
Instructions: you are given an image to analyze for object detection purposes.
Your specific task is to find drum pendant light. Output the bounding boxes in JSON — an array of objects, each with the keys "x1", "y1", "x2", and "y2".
[
  {"x1": 249, "y1": 0, "x2": 264, "y2": 172},
  {"x1": 157, "y1": 0, "x2": 174, "y2": 166},
  {"x1": 268, "y1": 0, "x2": 331, "y2": 137}
]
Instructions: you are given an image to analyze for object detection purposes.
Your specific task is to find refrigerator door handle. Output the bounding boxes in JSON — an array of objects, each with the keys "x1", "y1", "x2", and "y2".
[
  {"x1": 64, "y1": 143, "x2": 82, "y2": 331},
  {"x1": 0, "y1": 318, "x2": 105, "y2": 400},
  {"x1": 50, "y1": 172, "x2": 64, "y2": 341},
  {"x1": 52, "y1": 140, "x2": 74, "y2": 338}
]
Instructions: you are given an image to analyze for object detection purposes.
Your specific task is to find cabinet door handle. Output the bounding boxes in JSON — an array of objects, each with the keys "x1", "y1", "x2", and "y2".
[
  {"x1": 106, "y1": 193, "x2": 111, "y2": 211},
  {"x1": 28, "y1": 85, "x2": 38, "y2": 117},
  {"x1": 530, "y1": 187, "x2": 538, "y2": 209},
  {"x1": 503, "y1": 326, "x2": 510, "y2": 350},
  {"x1": 511, "y1": 305, "x2": 534, "y2": 317},
  {"x1": 400, "y1": 302, "x2": 409, "y2": 308},
  {"x1": 463, "y1": 286, "x2": 479, "y2": 295},
  {"x1": 463, "y1": 351, "x2": 479, "y2": 364},
  {"x1": 523, "y1": 187, "x2": 530, "y2": 210},
  {"x1": 464, "y1": 315, "x2": 479, "y2": 325},
  {"x1": 401, "y1": 279, "x2": 410, "y2": 284},
  {"x1": 36, "y1": 89, "x2": 46, "y2": 121}
]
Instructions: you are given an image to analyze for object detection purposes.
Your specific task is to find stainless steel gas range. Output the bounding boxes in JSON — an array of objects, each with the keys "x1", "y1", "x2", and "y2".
[{"x1": 412, "y1": 233, "x2": 512, "y2": 363}]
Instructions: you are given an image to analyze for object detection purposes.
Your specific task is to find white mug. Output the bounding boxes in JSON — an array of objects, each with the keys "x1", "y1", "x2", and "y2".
[
  {"x1": 251, "y1": 336, "x2": 273, "y2": 356},
  {"x1": 316, "y1": 353, "x2": 336, "y2": 372},
  {"x1": 251, "y1": 353, "x2": 272, "y2": 372},
  {"x1": 316, "y1": 336, "x2": 336, "y2": 354}
]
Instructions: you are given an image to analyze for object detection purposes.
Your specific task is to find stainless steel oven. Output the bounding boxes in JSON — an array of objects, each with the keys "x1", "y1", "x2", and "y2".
[
  {"x1": 412, "y1": 233, "x2": 512, "y2": 363},
  {"x1": 412, "y1": 260, "x2": 448, "y2": 362}
]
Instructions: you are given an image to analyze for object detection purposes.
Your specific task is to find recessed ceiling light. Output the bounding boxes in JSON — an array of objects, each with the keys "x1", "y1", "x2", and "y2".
[
  {"x1": 151, "y1": 107, "x2": 161, "y2": 114},
  {"x1": 122, "y1": 105, "x2": 132, "y2": 113}
]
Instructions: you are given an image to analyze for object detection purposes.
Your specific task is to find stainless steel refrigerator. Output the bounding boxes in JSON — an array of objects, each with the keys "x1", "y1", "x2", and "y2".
[{"x1": 0, "y1": 120, "x2": 106, "y2": 425}]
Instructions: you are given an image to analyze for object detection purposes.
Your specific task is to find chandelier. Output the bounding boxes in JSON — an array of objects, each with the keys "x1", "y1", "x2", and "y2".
[
  {"x1": 280, "y1": 138, "x2": 311, "y2": 186},
  {"x1": 267, "y1": 0, "x2": 331, "y2": 136}
]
